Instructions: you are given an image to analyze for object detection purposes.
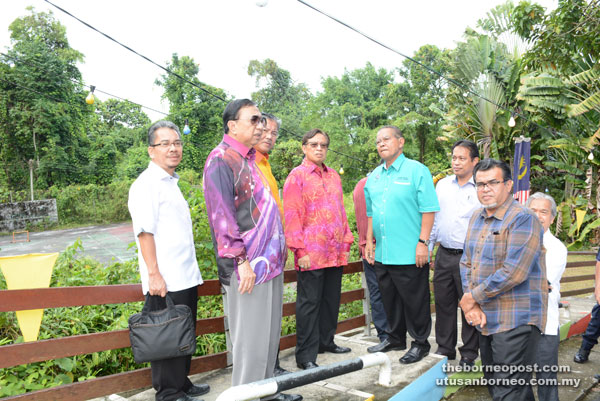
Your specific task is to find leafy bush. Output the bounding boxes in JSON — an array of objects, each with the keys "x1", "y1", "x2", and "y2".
[
  {"x1": 0, "y1": 173, "x2": 366, "y2": 396},
  {"x1": 44, "y1": 181, "x2": 133, "y2": 225}
]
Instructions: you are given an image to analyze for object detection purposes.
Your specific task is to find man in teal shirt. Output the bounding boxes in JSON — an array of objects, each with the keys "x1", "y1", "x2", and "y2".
[{"x1": 365, "y1": 125, "x2": 439, "y2": 364}]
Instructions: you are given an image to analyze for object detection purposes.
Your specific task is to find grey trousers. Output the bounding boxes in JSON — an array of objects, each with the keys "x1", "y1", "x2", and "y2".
[{"x1": 224, "y1": 272, "x2": 283, "y2": 390}]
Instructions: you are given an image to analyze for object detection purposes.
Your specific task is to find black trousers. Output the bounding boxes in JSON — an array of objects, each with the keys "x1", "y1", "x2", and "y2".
[
  {"x1": 479, "y1": 325, "x2": 541, "y2": 401},
  {"x1": 145, "y1": 286, "x2": 198, "y2": 401},
  {"x1": 295, "y1": 266, "x2": 343, "y2": 364},
  {"x1": 374, "y1": 262, "x2": 430, "y2": 350},
  {"x1": 433, "y1": 246, "x2": 479, "y2": 359}
]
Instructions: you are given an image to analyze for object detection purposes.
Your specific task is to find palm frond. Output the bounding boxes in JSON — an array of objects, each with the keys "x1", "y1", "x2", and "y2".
[{"x1": 566, "y1": 91, "x2": 600, "y2": 117}]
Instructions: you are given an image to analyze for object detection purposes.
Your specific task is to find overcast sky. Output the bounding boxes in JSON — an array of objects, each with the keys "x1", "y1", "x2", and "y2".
[{"x1": 1, "y1": 0, "x2": 556, "y2": 121}]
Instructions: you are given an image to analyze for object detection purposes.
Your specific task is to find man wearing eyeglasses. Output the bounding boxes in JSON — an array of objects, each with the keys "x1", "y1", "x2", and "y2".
[
  {"x1": 128, "y1": 120, "x2": 209, "y2": 401},
  {"x1": 255, "y1": 112, "x2": 288, "y2": 376},
  {"x1": 203, "y1": 100, "x2": 301, "y2": 401},
  {"x1": 460, "y1": 158, "x2": 547, "y2": 400}
]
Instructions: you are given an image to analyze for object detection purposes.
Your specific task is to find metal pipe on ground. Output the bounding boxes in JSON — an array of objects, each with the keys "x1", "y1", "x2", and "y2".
[{"x1": 216, "y1": 353, "x2": 391, "y2": 401}]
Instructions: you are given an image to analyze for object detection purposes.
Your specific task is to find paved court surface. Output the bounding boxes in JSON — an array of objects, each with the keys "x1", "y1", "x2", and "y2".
[{"x1": 0, "y1": 222, "x2": 136, "y2": 265}]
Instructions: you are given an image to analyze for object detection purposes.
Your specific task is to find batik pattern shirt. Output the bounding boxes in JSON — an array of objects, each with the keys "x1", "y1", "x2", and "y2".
[
  {"x1": 460, "y1": 196, "x2": 548, "y2": 336},
  {"x1": 203, "y1": 135, "x2": 285, "y2": 286},
  {"x1": 283, "y1": 158, "x2": 354, "y2": 270}
]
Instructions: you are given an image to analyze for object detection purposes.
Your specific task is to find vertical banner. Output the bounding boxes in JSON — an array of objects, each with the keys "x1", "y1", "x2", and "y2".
[
  {"x1": 513, "y1": 137, "x2": 531, "y2": 204},
  {"x1": 0, "y1": 253, "x2": 58, "y2": 342}
]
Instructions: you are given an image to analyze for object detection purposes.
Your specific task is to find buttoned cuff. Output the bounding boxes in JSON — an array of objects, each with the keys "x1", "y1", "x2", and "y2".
[{"x1": 470, "y1": 284, "x2": 488, "y2": 305}]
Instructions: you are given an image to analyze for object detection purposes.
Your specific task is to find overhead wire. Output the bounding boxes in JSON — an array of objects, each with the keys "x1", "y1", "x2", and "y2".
[
  {"x1": 294, "y1": 0, "x2": 574, "y2": 141},
  {"x1": 0, "y1": 51, "x2": 169, "y2": 117},
  {"x1": 42, "y1": 0, "x2": 373, "y2": 171}
]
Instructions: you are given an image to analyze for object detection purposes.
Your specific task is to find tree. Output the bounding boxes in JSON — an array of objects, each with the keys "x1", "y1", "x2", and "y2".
[
  {"x1": 0, "y1": 8, "x2": 89, "y2": 190},
  {"x1": 300, "y1": 63, "x2": 397, "y2": 189},
  {"x1": 248, "y1": 59, "x2": 311, "y2": 135},
  {"x1": 155, "y1": 54, "x2": 228, "y2": 173},
  {"x1": 444, "y1": 28, "x2": 525, "y2": 162},
  {"x1": 512, "y1": 0, "x2": 600, "y2": 74},
  {"x1": 396, "y1": 45, "x2": 451, "y2": 171}
]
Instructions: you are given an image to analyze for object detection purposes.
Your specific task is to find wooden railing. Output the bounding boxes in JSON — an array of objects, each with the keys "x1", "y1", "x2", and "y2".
[
  {"x1": 1, "y1": 252, "x2": 596, "y2": 401},
  {"x1": 559, "y1": 251, "x2": 597, "y2": 297},
  {"x1": 0, "y1": 262, "x2": 365, "y2": 401}
]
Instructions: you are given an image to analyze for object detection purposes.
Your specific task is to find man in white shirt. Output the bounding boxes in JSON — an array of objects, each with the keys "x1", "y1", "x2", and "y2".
[
  {"x1": 430, "y1": 140, "x2": 480, "y2": 366},
  {"x1": 527, "y1": 192, "x2": 567, "y2": 401},
  {"x1": 128, "y1": 121, "x2": 208, "y2": 401}
]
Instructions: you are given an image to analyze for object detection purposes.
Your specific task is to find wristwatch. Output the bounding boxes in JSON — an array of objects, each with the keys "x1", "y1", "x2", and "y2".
[{"x1": 418, "y1": 238, "x2": 430, "y2": 247}]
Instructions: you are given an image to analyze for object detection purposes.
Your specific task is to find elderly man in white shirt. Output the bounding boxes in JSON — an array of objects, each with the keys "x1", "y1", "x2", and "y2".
[
  {"x1": 128, "y1": 120, "x2": 208, "y2": 401},
  {"x1": 527, "y1": 192, "x2": 567, "y2": 401}
]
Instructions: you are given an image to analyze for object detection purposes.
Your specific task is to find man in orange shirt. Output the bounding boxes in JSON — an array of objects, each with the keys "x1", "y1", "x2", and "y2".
[
  {"x1": 255, "y1": 113, "x2": 284, "y2": 218},
  {"x1": 255, "y1": 112, "x2": 287, "y2": 376}
]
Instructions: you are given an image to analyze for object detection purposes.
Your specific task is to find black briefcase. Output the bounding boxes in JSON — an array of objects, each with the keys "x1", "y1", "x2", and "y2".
[{"x1": 128, "y1": 294, "x2": 196, "y2": 363}]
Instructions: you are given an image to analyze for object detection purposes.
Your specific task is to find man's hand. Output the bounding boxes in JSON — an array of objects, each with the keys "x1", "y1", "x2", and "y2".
[
  {"x1": 465, "y1": 304, "x2": 487, "y2": 328},
  {"x1": 365, "y1": 242, "x2": 375, "y2": 265},
  {"x1": 238, "y1": 260, "x2": 256, "y2": 294},
  {"x1": 459, "y1": 292, "x2": 477, "y2": 313},
  {"x1": 416, "y1": 242, "x2": 428, "y2": 268},
  {"x1": 595, "y1": 283, "x2": 600, "y2": 305},
  {"x1": 148, "y1": 271, "x2": 167, "y2": 297},
  {"x1": 298, "y1": 255, "x2": 311, "y2": 269}
]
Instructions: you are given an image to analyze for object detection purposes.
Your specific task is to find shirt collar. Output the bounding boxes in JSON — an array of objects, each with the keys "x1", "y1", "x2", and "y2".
[
  {"x1": 224, "y1": 134, "x2": 255, "y2": 159},
  {"x1": 148, "y1": 161, "x2": 179, "y2": 180},
  {"x1": 452, "y1": 174, "x2": 476, "y2": 187},
  {"x1": 301, "y1": 157, "x2": 329, "y2": 173},
  {"x1": 478, "y1": 195, "x2": 515, "y2": 221},
  {"x1": 384, "y1": 153, "x2": 405, "y2": 171},
  {"x1": 255, "y1": 150, "x2": 269, "y2": 163}
]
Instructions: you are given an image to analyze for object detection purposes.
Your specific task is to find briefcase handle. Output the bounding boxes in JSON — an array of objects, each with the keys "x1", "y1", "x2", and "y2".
[{"x1": 141, "y1": 293, "x2": 179, "y2": 319}]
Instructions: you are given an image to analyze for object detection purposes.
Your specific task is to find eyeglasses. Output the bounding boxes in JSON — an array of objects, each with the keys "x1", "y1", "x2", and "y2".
[
  {"x1": 306, "y1": 142, "x2": 329, "y2": 149},
  {"x1": 150, "y1": 140, "x2": 183, "y2": 149},
  {"x1": 264, "y1": 129, "x2": 278, "y2": 138},
  {"x1": 234, "y1": 115, "x2": 267, "y2": 126},
  {"x1": 475, "y1": 179, "x2": 507, "y2": 191}
]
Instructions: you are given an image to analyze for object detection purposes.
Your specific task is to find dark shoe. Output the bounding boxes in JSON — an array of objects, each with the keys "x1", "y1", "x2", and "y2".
[
  {"x1": 297, "y1": 361, "x2": 319, "y2": 370},
  {"x1": 574, "y1": 348, "x2": 591, "y2": 363},
  {"x1": 185, "y1": 383, "x2": 210, "y2": 397},
  {"x1": 274, "y1": 365, "x2": 290, "y2": 376},
  {"x1": 434, "y1": 350, "x2": 456, "y2": 360},
  {"x1": 174, "y1": 395, "x2": 204, "y2": 401},
  {"x1": 367, "y1": 338, "x2": 406, "y2": 353},
  {"x1": 266, "y1": 393, "x2": 303, "y2": 401},
  {"x1": 399, "y1": 346, "x2": 429, "y2": 364},
  {"x1": 459, "y1": 357, "x2": 476, "y2": 368},
  {"x1": 318, "y1": 344, "x2": 351, "y2": 354}
]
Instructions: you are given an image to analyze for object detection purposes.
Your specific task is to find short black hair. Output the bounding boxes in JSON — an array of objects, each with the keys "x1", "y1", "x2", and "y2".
[
  {"x1": 147, "y1": 120, "x2": 181, "y2": 145},
  {"x1": 452, "y1": 140, "x2": 479, "y2": 160},
  {"x1": 473, "y1": 158, "x2": 512, "y2": 182},
  {"x1": 262, "y1": 112, "x2": 281, "y2": 130},
  {"x1": 223, "y1": 99, "x2": 256, "y2": 134},
  {"x1": 302, "y1": 129, "x2": 330, "y2": 145}
]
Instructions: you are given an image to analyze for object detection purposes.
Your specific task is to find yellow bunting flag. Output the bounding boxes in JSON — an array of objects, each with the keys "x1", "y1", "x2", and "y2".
[
  {"x1": 0, "y1": 253, "x2": 58, "y2": 342},
  {"x1": 575, "y1": 209, "x2": 587, "y2": 234}
]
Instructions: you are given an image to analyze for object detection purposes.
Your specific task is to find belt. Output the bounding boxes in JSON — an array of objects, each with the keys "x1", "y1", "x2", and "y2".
[{"x1": 440, "y1": 245, "x2": 463, "y2": 255}]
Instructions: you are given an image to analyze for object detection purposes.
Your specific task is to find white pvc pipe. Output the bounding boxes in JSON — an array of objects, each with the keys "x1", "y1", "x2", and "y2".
[
  {"x1": 360, "y1": 352, "x2": 392, "y2": 386},
  {"x1": 217, "y1": 352, "x2": 392, "y2": 400},
  {"x1": 216, "y1": 380, "x2": 278, "y2": 401}
]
